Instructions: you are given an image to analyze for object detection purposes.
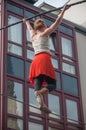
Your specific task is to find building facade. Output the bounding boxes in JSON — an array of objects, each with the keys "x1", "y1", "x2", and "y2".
[{"x1": 0, "y1": 0, "x2": 86, "y2": 130}]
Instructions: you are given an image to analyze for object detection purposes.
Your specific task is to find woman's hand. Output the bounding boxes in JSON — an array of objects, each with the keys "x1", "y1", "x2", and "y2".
[
  {"x1": 62, "y1": 4, "x2": 70, "y2": 12},
  {"x1": 23, "y1": 18, "x2": 27, "y2": 23}
]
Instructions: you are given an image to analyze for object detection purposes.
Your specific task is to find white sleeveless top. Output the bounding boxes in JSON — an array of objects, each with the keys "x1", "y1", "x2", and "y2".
[{"x1": 32, "y1": 36, "x2": 51, "y2": 55}]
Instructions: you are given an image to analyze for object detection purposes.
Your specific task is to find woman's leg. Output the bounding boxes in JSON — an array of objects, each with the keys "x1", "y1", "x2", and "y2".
[
  {"x1": 34, "y1": 75, "x2": 45, "y2": 108},
  {"x1": 34, "y1": 75, "x2": 51, "y2": 113},
  {"x1": 38, "y1": 75, "x2": 56, "y2": 94}
]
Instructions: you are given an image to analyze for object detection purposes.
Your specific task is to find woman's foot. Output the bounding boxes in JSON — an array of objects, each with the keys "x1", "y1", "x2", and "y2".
[{"x1": 40, "y1": 104, "x2": 51, "y2": 114}]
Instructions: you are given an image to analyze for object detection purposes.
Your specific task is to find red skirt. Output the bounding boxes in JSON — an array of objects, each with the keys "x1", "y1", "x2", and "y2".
[{"x1": 29, "y1": 52, "x2": 56, "y2": 86}]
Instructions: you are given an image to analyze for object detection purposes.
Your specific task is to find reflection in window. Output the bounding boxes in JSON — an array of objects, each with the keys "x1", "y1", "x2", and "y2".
[
  {"x1": 29, "y1": 122, "x2": 43, "y2": 130},
  {"x1": 29, "y1": 88, "x2": 41, "y2": 114},
  {"x1": 27, "y1": 50, "x2": 34, "y2": 60},
  {"x1": 8, "y1": 98, "x2": 23, "y2": 116},
  {"x1": 8, "y1": 43, "x2": 22, "y2": 56},
  {"x1": 8, "y1": 15, "x2": 22, "y2": 44},
  {"x1": 66, "y1": 99, "x2": 78, "y2": 123},
  {"x1": 8, "y1": 80, "x2": 23, "y2": 101},
  {"x1": 7, "y1": 55, "x2": 24, "y2": 79},
  {"x1": 62, "y1": 74, "x2": 78, "y2": 96},
  {"x1": 7, "y1": 80, "x2": 23, "y2": 116},
  {"x1": 62, "y1": 62, "x2": 75, "y2": 75},
  {"x1": 48, "y1": 94, "x2": 60, "y2": 119},
  {"x1": 61, "y1": 37, "x2": 73, "y2": 57},
  {"x1": 8, "y1": 117, "x2": 23, "y2": 130}
]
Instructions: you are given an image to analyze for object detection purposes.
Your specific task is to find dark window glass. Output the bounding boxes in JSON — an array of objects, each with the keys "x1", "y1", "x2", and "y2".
[
  {"x1": 62, "y1": 74, "x2": 78, "y2": 96},
  {"x1": 7, "y1": 55, "x2": 24, "y2": 79},
  {"x1": 26, "y1": 61, "x2": 30, "y2": 80},
  {"x1": 24, "y1": 10, "x2": 35, "y2": 18},
  {"x1": 43, "y1": 18, "x2": 53, "y2": 26},
  {"x1": 56, "y1": 72, "x2": 61, "y2": 90},
  {"x1": 7, "y1": 3, "x2": 23, "y2": 15},
  {"x1": 58, "y1": 25, "x2": 73, "y2": 36}
]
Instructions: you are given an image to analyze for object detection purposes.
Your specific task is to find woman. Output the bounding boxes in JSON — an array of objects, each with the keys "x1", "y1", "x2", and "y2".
[{"x1": 23, "y1": 4, "x2": 69, "y2": 113}]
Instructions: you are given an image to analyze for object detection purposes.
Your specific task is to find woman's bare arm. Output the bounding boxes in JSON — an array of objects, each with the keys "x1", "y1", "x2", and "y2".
[
  {"x1": 41, "y1": 4, "x2": 69, "y2": 36},
  {"x1": 23, "y1": 18, "x2": 34, "y2": 37}
]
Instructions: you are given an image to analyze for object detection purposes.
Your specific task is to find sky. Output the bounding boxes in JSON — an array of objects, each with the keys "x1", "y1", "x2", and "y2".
[{"x1": 35, "y1": 0, "x2": 68, "y2": 8}]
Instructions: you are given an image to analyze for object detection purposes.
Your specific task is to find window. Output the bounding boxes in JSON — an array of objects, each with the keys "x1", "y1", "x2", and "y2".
[
  {"x1": 8, "y1": 43, "x2": 22, "y2": 56},
  {"x1": 61, "y1": 37, "x2": 73, "y2": 57},
  {"x1": 58, "y1": 25, "x2": 73, "y2": 36},
  {"x1": 7, "y1": 3, "x2": 23, "y2": 15},
  {"x1": 8, "y1": 117, "x2": 23, "y2": 130},
  {"x1": 66, "y1": 99, "x2": 78, "y2": 123},
  {"x1": 29, "y1": 88, "x2": 41, "y2": 114},
  {"x1": 62, "y1": 74, "x2": 78, "y2": 96},
  {"x1": 7, "y1": 55, "x2": 24, "y2": 79},
  {"x1": 43, "y1": 18, "x2": 53, "y2": 26},
  {"x1": 49, "y1": 127, "x2": 60, "y2": 130},
  {"x1": 8, "y1": 15, "x2": 22, "y2": 44},
  {"x1": 7, "y1": 80, "x2": 23, "y2": 116},
  {"x1": 52, "y1": 58, "x2": 58, "y2": 69},
  {"x1": 26, "y1": 29, "x2": 31, "y2": 42},
  {"x1": 26, "y1": 61, "x2": 30, "y2": 80},
  {"x1": 28, "y1": 122, "x2": 43, "y2": 130},
  {"x1": 62, "y1": 62, "x2": 75, "y2": 75},
  {"x1": 24, "y1": 10, "x2": 35, "y2": 19},
  {"x1": 48, "y1": 94, "x2": 60, "y2": 119},
  {"x1": 27, "y1": 50, "x2": 34, "y2": 60},
  {"x1": 56, "y1": 72, "x2": 61, "y2": 90}
]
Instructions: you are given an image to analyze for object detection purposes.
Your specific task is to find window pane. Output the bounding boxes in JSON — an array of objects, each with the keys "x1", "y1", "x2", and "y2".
[
  {"x1": 66, "y1": 99, "x2": 78, "y2": 123},
  {"x1": 29, "y1": 88, "x2": 41, "y2": 114},
  {"x1": 8, "y1": 80, "x2": 23, "y2": 101},
  {"x1": 49, "y1": 36, "x2": 55, "y2": 51},
  {"x1": 61, "y1": 37, "x2": 73, "y2": 57},
  {"x1": 8, "y1": 117, "x2": 23, "y2": 130},
  {"x1": 29, "y1": 122, "x2": 43, "y2": 130},
  {"x1": 8, "y1": 43, "x2": 22, "y2": 56},
  {"x1": 43, "y1": 18, "x2": 53, "y2": 26},
  {"x1": 62, "y1": 74, "x2": 78, "y2": 96},
  {"x1": 52, "y1": 58, "x2": 58, "y2": 69},
  {"x1": 26, "y1": 61, "x2": 30, "y2": 80},
  {"x1": 48, "y1": 94, "x2": 60, "y2": 119},
  {"x1": 26, "y1": 29, "x2": 31, "y2": 42},
  {"x1": 8, "y1": 98, "x2": 23, "y2": 116},
  {"x1": 7, "y1": 3, "x2": 23, "y2": 15},
  {"x1": 58, "y1": 25, "x2": 73, "y2": 36},
  {"x1": 7, "y1": 55, "x2": 24, "y2": 79},
  {"x1": 27, "y1": 50, "x2": 34, "y2": 60},
  {"x1": 49, "y1": 127, "x2": 60, "y2": 130},
  {"x1": 62, "y1": 62, "x2": 75, "y2": 74},
  {"x1": 24, "y1": 10, "x2": 35, "y2": 18},
  {"x1": 56, "y1": 72, "x2": 61, "y2": 90},
  {"x1": 8, "y1": 15, "x2": 22, "y2": 44}
]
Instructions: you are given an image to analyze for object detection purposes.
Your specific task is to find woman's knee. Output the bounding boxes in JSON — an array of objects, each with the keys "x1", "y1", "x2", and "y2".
[{"x1": 46, "y1": 82, "x2": 56, "y2": 92}]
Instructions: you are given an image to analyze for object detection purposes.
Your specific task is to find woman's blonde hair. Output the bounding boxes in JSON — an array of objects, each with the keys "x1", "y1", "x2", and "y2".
[{"x1": 34, "y1": 19, "x2": 45, "y2": 31}]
